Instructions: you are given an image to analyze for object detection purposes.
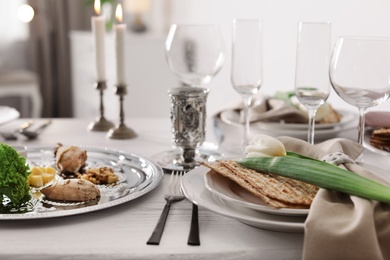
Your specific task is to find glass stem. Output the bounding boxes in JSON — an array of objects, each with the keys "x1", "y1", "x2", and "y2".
[
  {"x1": 357, "y1": 108, "x2": 366, "y2": 145},
  {"x1": 307, "y1": 107, "x2": 317, "y2": 145},
  {"x1": 242, "y1": 96, "x2": 252, "y2": 146}
]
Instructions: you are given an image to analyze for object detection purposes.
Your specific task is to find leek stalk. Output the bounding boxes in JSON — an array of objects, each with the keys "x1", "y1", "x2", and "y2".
[{"x1": 237, "y1": 152, "x2": 390, "y2": 203}]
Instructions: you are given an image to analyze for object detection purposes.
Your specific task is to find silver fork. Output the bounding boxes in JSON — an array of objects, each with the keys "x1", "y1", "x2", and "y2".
[
  {"x1": 147, "y1": 170, "x2": 185, "y2": 245},
  {"x1": 0, "y1": 121, "x2": 33, "y2": 141}
]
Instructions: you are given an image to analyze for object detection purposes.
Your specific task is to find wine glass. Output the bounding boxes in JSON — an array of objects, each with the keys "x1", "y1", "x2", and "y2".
[
  {"x1": 153, "y1": 24, "x2": 225, "y2": 171},
  {"x1": 231, "y1": 19, "x2": 263, "y2": 150},
  {"x1": 165, "y1": 24, "x2": 225, "y2": 87},
  {"x1": 329, "y1": 37, "x2": 390, "y2": 145},
  {"x1": 294, "y1": 22, "x2": 332, "y2": 144}
]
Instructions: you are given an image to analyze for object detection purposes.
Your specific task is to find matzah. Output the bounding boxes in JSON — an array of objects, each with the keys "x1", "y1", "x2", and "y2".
[{"x1": 201, "y1": 160, "x2": 319, "y2": 209}]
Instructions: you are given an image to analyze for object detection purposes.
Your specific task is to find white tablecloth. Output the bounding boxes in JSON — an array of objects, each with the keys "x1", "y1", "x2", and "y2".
[{"x1": 0, "y1": 117, "x2": 387, "y2": 260}]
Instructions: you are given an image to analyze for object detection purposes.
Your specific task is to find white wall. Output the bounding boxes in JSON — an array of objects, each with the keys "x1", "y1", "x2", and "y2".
[
  {"x1": 167, "y1": 0, "x2": 390, "y2": 115},
  {"x1": 0, "y1": 0, "x2": 29, "y2": 70},
  {"x1": 0, "y1": 0, "x2": 29, "y2": 44}
]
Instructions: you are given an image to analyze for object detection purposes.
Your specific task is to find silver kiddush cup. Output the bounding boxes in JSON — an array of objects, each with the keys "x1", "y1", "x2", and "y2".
[{"x1": 168, "y1": 86, "x2": 209, "y2": 169}]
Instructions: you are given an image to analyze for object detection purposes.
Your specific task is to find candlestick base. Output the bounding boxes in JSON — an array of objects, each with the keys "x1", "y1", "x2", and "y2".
[
  {"x1": 88, "y1": 81, "x2": 113, "y2": 132},
  {"x1": 107, "y1": 84, "x2": 137, "y2": 139},
  {"x1": 107, "y1": 124, "x2": 137, "y2": 139},
  {"x1": 88, "y1": 117, "x2": 114, "y2": 132}
]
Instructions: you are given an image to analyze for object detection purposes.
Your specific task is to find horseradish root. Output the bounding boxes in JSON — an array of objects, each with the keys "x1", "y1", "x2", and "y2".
[{"x1": 41, "y1": 179, "x2": 100, "y2": 202}]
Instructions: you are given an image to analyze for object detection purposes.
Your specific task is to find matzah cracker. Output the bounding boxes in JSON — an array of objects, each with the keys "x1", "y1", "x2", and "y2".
[
  {"x1": 201, "y1": 160, "x2": 318, "y2": 209},
  {"x1": 203, "y1": 164, "x2": 290, "y2": 208}
]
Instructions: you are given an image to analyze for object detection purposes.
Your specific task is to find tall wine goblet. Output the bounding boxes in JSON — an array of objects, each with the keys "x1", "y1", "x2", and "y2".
[
  {"x1": 231, "y1": 19, "x2": 262, "y2": 149},
  {"x1": 330, "y1": 37, "x2": 390, "y2": 145},
  {"x1": 165, "y1": 24, "x2": 225, "y2": 87},
  {"x1": 294, "y1": 22, "x2": 332, "y2": 144},
  {"x1": 153, "y1": 24, "x2": 225, "y2": 171}
]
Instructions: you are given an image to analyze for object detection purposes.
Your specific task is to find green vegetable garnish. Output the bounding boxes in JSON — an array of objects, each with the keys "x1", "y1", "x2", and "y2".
[
  {"x1": 237, "y1": 151, "x2": 390, "y2": 203},
  {"x1": 0, "y1": 143, "x2": 31, "y2": 212}
]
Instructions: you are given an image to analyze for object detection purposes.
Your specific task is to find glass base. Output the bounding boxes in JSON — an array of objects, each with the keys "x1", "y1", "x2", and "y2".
[{"x1": 151, "y1": 144, "x2": 223, "y2": 172}]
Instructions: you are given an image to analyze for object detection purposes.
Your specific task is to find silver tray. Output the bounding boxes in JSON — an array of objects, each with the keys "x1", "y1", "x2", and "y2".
[{"x1": 0, "y1": 146, "x2": 164, "y2": 220}]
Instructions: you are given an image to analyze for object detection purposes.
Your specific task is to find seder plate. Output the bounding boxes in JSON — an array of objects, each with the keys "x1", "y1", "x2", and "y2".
[{"x1": 0, "y1": 146, "x2": 164, "y2": 220}]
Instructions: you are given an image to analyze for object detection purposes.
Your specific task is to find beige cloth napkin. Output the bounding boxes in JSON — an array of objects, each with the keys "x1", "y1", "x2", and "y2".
[
  {"x1": 248, "y1": 98, "x2": 308, "y2": 123},
  {"x1": 217, "y1": 97, "x2": 309, "y2": 124},
  {"x1": 278, "y1": 136, "x2": 390, "y2": 260}
]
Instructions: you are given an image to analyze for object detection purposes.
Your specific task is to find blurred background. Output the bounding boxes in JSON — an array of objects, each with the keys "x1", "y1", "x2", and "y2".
[{"x1": 1, "y1": 0, "x2": 390, "y2": 119}]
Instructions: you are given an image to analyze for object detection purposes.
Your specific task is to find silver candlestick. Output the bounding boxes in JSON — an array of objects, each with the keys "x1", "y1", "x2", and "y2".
[
  {"x1": 88, "y1": 81, "x2": 114, "y2": 132},
  {"x1": 168, "y1": 86, "x2": 209, "y2": 169},
  {"x1": 107, "y1": 85, "x2": 137, "y2": 139}
]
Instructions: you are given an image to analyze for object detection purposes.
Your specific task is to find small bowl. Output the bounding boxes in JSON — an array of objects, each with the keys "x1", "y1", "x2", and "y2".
[{"x1": 11, "y1": 145, "x2": 27, "y2": 158}]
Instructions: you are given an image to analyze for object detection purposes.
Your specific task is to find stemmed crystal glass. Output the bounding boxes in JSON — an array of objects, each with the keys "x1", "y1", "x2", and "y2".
[
  {"x1": 294, "y1": 22, "x2": 332, "y2": 144},
  {"x1": 155, "y1": 24, "x2": 225, "y2": 171},
  {"x1": 165, "y1": 24, "x2": 225, "y2": 87},
  {"x1": 231, "y1": 19, "x2": 263, "y2": 149},
  {"x1": 329, "y1": 37, "x2": 390, "y2": 145}
]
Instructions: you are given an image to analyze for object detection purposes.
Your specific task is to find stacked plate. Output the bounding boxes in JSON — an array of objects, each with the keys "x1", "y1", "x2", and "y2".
[
  {"x1": 216, "y1": 109, "x2": 357, "y2": 141},
  {"x1": 0, "y1": 106, "x2": 19, "y2": 125},
  {"x1": 181, "y1": 166, "x2": 307, "y2": 233}
]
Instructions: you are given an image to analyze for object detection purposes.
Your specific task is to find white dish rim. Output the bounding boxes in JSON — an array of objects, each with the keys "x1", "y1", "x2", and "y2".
[{"x1": 204, "y1": 170, "x2": 310, "y2": 216}]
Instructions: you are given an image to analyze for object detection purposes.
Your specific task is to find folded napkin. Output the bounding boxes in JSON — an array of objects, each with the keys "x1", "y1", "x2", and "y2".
[
  {"x1": 277, "y1": 136, "x2": 390, "y2": 260},
  {"x1": 248, "y1": 97, "x2": 310, "y2": 123},
  {"x1": 366, "y1": 111, "x2": 390, "y2": 128},
  {"x1": 217, "y1": 96, "x2": 341, "y2": 125},
  {"x1": 218, "y1": 97, "x2": 309, "y2": 124},
  {"x1": 0, "y1": 106, "x2": 20, "y2": 125}
]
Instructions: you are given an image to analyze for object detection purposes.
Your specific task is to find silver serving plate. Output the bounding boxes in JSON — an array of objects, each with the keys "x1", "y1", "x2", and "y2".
[{"x1": 0, "y1": 146, "x2": 164, "y2": 220}]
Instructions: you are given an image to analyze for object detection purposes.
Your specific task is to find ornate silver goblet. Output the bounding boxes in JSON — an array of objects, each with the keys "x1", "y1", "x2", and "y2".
[{"x1": 169, "y1": 86, "x2": 209, "y2": 169}]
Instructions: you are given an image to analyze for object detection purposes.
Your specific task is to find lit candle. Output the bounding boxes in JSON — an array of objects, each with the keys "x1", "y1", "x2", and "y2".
[
  {"x1": 115, "y1": 3, "x2": 127, "y2": 85},
  {"x1": 91, "y1": 0, "x2": 106, "y2": 81}
]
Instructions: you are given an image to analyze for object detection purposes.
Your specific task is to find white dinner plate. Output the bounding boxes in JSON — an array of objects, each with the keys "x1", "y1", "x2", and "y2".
[
  {"x1": 181, "y1": 166, "x2": 306, "y2": 233},
  {"x1": 204, "y1": 170, "x2": 309, "y2": 217},
  {"x1": 220, "y1": 109, "x2": 355, "y2": 130},
  {"x1": 0, "y1": 146, "x2": 164, "y2": 220},
  {"x1": 0, "y1": 106, "x2": 19, "y2": 125}
]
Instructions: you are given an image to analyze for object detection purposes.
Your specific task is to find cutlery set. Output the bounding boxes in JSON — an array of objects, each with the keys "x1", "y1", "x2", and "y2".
[
  {"x1": 0, "y1": 121, "x2": 33, "y2": 140},
  {"x1": 1, "y1": 120, "x2": 51, "y2": 141},
  {"x1": 147, "y1": 170, "x2": 201, "y2": 246}
]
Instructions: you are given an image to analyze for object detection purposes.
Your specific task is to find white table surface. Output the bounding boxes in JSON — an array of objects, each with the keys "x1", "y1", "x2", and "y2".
[{"x1": 0, "y1": 117, "x2": 388, "y2": 260}]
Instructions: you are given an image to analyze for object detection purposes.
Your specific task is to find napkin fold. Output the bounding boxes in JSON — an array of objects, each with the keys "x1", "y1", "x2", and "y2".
[
  {"x1": 277, "y1": 136, "x2": 390, "y2": 260},
  {"x1": 366, "y1": 111, "x2": 390, "y2": 128},
  {"x1": 218, "y1": 97, "x2": 309, "y2": 124},
  {"x1": 247, "y1": 98, "x2": 309, "y2": 124},
  {"x1": 217, "y1": 96, "x2": 341, "y2": 125}
]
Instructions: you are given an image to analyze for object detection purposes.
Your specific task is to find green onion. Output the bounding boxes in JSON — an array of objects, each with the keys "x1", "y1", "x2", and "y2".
[{"x1": 237, "y1": 152, "x2": 390, "y2": 203}]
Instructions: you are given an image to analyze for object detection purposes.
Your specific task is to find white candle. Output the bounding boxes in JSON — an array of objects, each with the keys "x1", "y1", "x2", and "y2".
[
  {"x1": 115, "y1": 3, "x2": 126, "y2": 85},
  {"x1": 91, "y1": 0, "x2": 106, "y2": 82}
]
